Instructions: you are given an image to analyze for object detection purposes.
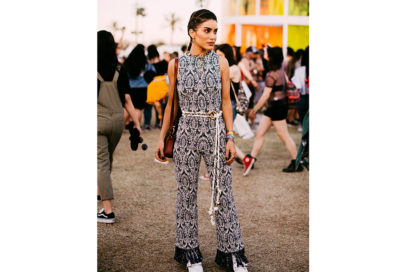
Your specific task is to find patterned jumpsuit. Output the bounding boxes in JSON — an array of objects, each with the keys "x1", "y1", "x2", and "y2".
[{"x1": 173, "y1": 51, "x2": 248, "y2": 270}]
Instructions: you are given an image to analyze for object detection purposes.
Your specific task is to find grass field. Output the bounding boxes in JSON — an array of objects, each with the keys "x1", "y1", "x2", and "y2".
[{"x1": 98, "y1": 124, "x2": 308, "y2": 272}]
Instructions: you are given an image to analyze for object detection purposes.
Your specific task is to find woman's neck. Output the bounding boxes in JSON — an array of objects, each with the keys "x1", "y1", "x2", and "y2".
[{"x1": 189, "y1": 43, "x2": 208, "y2": 56}]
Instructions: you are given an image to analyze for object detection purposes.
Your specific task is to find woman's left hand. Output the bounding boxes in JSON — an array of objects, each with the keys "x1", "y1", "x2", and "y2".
[{"x1": 225, "y1": 139, "x2": 236, "y2": 165}]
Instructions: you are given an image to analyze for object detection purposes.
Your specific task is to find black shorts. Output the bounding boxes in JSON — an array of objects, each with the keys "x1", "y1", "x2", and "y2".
[
  {"x1": 263, "y1": 99, "x2": 288, "y2": 121},
  {"x1": 129, "y1": 87, "x2": 147, "y2": 110}
]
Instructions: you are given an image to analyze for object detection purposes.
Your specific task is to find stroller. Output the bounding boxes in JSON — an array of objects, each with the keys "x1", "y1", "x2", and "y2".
[{"x1": 295, "y1": 111, "x2": 309, "y2": 171}]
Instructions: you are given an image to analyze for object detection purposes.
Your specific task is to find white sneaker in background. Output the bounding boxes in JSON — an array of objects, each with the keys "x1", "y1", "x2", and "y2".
[
  {"x1": 154, "y1": 158, "x2": 169, "y2": 165},
  {"x1": 199, "y1": 174, "x2": 210, "y2": 181},
  {"x1": 187, "y1": 261, "x2": 204, "y2": 272}
]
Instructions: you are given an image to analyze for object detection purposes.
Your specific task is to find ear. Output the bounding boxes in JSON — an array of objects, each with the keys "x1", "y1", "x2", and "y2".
[{"x1": 188, "y1": 28, "x2": 195, "y2": 39}]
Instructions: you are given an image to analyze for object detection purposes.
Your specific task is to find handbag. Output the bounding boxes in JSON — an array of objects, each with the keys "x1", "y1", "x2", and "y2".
[
  {"x1": 230, "y1": 81, "x2": 249, "y2": 115},
  {"x1": 284, "y1": 74, "x2": 300, "y2": 109},
  {"x1": 233, "y1": 113, "x2": 254, "y2": 139},
  {"x1": 163, "y1": 58, "x2": 179, "y2": 158}
]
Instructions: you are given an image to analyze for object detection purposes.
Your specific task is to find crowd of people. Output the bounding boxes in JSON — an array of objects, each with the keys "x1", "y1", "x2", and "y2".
[{"x1": 97, "y1": 8, "x2": 309, "y2": 272}]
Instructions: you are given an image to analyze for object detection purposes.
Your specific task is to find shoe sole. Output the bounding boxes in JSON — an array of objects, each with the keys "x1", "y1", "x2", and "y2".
[
  {"x1": 154, "y1": 158, "x2": 169, "y2": 165},
  {"x1": 97, "y1": 218, "x2": 115, "y2": 223},
  {"x1": 243, "y1": 159, "x2": 255, "y2": 176}
]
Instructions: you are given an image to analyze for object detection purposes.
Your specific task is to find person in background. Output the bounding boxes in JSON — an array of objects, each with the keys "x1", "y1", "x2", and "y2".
[
  {"x1": 284, "y1": 47, "x2": 299, "y2": 126},
  {"x1": 242, "y1": 46, "x2": 303, "y2": 175},
  {"x1": 181, "y1": 44, "x2": 188, "y2": 55},
  {"x1": 291, "y1": 46, "x2": 309, "y2": 127},
  {"x1": 123, "y1": 44, "x2": 156, "y2": 129},
  {"x1": 294, "y1": 49, "x2": 304, "y2": 70},
  {"x1": 97, "y1": 30, "x2": 142, "y2": 223},
  {"x1": 163, "y1": 51, "x2": 171, "y2": 63},
  {"x1": 284, "y1": 47, "x2": 295, "y2": 75},
  {"x1": 238, "y1": 46, "x2": 263, "y2": 126},
  {"x1": 146, "y1": 44, "x2": 169, "y2": 128},
  {"x1": 170, "y1": 51, "x2": 179, "y2": 60}
]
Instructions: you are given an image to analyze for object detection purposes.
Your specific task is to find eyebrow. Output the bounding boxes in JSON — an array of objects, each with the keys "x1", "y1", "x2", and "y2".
[{"x1": 203, "y1": 27, "x2": 218, "y2": 31}]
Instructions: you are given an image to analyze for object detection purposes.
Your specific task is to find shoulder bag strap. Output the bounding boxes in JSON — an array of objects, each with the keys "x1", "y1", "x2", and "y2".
[
  {"x1": 168, "y1": 58, "x2": 179, "y2": 132},
  {"x1": 230, "y1": 81, "x2": 241, "y2": 107}
]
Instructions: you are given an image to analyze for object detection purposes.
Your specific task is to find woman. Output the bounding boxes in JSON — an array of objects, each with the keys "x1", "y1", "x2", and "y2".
[
  {"x1": 145, "y1": 44, "x2": 169, "y2": 128},
  {"x1": 123, "y1": 44, "x2": 155, "y2": 127},
  {"x1": 97, "y1": 30, "x2": 141, "y2": 223},
  {"x1": 291, "y1": 46, "x2": 309, "y2": 127},
  {"x1": 155, "y1": 9, "x2": 248, "y2": 272},
  {"x1": 242, "y1": 46, "x2": 303, "y2": 175}
]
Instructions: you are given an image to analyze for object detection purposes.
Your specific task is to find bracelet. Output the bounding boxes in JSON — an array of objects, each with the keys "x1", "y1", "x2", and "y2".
[
  {"x1": 227, "y1": 130, "x2": 234, "y2": 135},
  {"x1": 253, "y1": 106, "x2": 258, "y2": 112},
  {"x1": 226, "y1": 134, "x2": 235, "y2": 142}
]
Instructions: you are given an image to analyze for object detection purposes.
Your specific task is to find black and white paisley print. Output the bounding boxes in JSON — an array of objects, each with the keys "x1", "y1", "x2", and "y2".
[{"x1": 173, "y1": 51, "x2": 248, "y2": 268}]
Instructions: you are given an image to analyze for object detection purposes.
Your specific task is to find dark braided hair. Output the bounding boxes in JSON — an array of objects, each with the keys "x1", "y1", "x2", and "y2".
[{"x1": 187, "y1": 9, "x2": 217, "y2": 51}]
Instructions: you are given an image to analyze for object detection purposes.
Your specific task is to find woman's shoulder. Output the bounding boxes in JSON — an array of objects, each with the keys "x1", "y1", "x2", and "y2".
[{"x1": 266, "y1": 70, "x2": 279, "y2": 79}]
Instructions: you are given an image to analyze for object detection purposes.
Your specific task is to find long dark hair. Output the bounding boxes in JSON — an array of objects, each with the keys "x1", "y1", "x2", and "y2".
[
  {"x1": 301, "y1": 46, "x2": 309, "y2": 77},
  {"x1": 215, "y1": 44, "x2": 236, "y2": 66},
  {"x1": 187, "y1": 9, "x2": 217, "y2": 51},
  {"x1": 97, "y1": 30, "x2": 118, "y2": 78},
  {"x1": 234, "y1": 46, "x2": 242, "y2": 63},
  {"x1": 267, "y1": 46, "x2": 284, "y2": 71},
  {"x1": 124, "y1": 44, "x2": 147, "y2": 78},
  {"x1": 147, "y1": 44, "x2": 160, "y2": 60}
]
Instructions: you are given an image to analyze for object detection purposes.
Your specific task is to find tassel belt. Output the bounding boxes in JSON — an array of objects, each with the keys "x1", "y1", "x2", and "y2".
[{"x1": 182, "y1": 110, "x2": 223, "y2": 226}]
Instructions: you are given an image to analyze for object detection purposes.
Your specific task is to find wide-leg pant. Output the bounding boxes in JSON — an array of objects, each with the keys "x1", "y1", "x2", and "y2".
[
  {"x1": 173, "y1": 116, "x2": 248, "y2": 269},
  {"x1": 97, "y1": 113, "x2": 124, "y2": 201}
]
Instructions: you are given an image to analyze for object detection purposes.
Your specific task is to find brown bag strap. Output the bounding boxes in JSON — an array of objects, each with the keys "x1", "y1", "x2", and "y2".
[{"x1": 168, "y1": 58, "x2": 179, "y2": 132}]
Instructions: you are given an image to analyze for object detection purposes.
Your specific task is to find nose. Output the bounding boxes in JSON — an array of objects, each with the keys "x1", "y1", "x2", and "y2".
[{"x1": 210, "y1": 32, "x2": 216, "y2": 41}]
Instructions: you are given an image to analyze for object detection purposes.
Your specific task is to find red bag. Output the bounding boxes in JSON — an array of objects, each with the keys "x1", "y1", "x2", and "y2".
[{"x1": 285, "y1": 74, "x2": 300, "y2": 109}]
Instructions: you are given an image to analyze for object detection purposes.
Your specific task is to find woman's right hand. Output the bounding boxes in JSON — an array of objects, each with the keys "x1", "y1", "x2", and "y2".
[{"x1": 155, "y1": 140, "x2": 166, "y2": 162}]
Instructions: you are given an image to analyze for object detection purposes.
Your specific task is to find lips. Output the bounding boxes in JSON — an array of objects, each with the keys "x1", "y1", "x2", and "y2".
[{"x1": 207, "y1": 42, "x2": 215, "y2": 46}]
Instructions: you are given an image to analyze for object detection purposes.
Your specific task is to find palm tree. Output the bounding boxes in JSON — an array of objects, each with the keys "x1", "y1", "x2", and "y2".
[
  {"x1": 133, "y1": 6, "x2": 147, "y2": 43},
  {"x1": 195, "y1": 0, "x2": 209, "y2": 8},
  {"x1": 165, "y1": 13, "x2": 181, "y2": 45}
]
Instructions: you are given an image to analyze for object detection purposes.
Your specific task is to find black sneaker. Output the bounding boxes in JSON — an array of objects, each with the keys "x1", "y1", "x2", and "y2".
[
  {"x1": 235, "y1": 157, "x2": 243, "y2": 165},
  {"x1": 97, "y1": 208, "x2": 115, "y2": 223},
  {"x1": 282, "y1": 160, "x2": 303, "y2": 173},
  {"x1": 97, "y1": 195, "x2": 101, "y2": 202}
]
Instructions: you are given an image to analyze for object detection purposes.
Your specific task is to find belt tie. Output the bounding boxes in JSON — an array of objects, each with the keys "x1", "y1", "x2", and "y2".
[{"x1": 182, "y1": 110, "x2": 223, "y2": 226}]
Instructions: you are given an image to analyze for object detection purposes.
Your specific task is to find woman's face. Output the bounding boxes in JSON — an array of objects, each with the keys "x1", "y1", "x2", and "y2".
[
  {"x1": 190, "y1": 19, "x2": 218, "y2": 51},
  {"x1": 216, "y1": 49, "x2": 225, "y2": 58}
]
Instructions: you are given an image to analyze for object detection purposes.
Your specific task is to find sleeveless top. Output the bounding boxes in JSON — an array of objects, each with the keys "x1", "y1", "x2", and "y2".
[
  {"x1": 177, "y1": 51, "x2": 222, "y2": 113},
  {"x1": 97, "y1": 67, "x2": 123, "y2": 117}
]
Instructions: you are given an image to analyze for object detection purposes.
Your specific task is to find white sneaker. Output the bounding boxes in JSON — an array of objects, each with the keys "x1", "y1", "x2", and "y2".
[
  {"x1": 199, "y1": 174, "x2": 210, "y2": 181},
  {"x1": 187, "y1": 261, "x2": 203, "y2": 272},
  {"x1": 154, "y1": 158, "x2": 169, "y2": 165},
  {"x1": 232, "y1": 255, "x2": 248, "y2": 272}
]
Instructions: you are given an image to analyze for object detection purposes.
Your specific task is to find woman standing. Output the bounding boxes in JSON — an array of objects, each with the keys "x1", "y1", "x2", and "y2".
[
  {"x1": 242, "y1": 46, "x2": 303, "y2": 175},
  {"x1": 155, "y1": 9, "x2": 248, "y2": 272},
  {"x1": 97, "y1": 30, "x2": 141, "y2": 223}
]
